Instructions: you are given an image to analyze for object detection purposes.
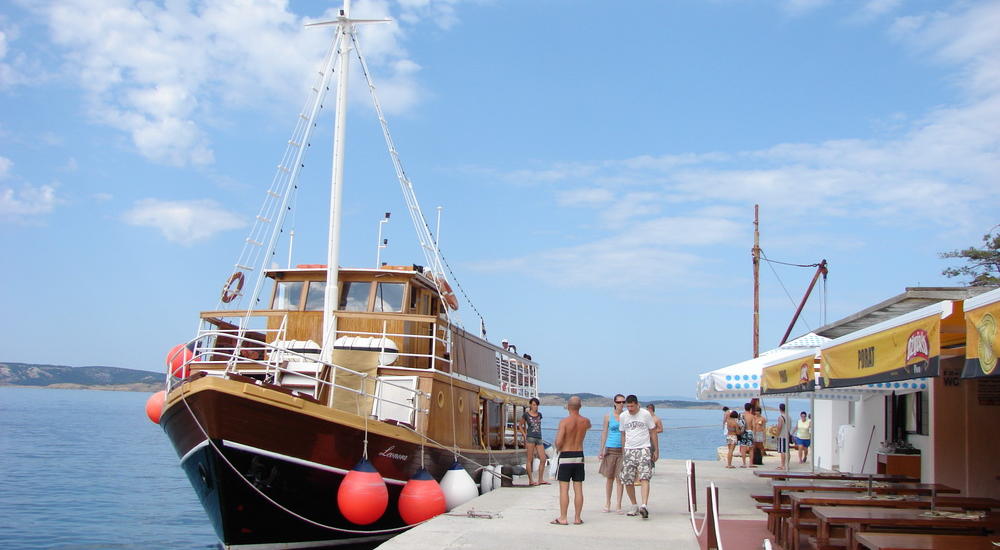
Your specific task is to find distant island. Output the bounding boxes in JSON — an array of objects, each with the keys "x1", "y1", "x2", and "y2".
[
  {"x1": 1, "y1": 364, "x2": 720, "y2": 409},
  {"x1": 0, "y1": 362, "x2": 162, "y2": 392},
  {"x1": 539, "y1": 392, "x2": 718, "y2": 410}
]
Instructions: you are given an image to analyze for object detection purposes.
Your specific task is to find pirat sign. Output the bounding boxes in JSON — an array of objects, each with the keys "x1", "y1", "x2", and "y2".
[
  {"x1": 963, "y1": 289, "x2": 1000, "y2": 379},
  {"x1": 761, "y1": 352, "x2": 817, "y2": 395},
  {"x1": 820, "y1": 309, "x2": 943, "y2": 389}
]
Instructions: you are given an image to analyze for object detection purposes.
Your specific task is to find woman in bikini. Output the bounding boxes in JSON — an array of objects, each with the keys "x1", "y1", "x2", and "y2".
[{"x1": 725, "y1": 410, "x2": 741, "y2": 468}]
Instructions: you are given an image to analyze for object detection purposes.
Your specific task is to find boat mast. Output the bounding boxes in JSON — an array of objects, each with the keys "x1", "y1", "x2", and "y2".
[{"x1": 321, "y1": 2, "x2": 354, "y2": 362}]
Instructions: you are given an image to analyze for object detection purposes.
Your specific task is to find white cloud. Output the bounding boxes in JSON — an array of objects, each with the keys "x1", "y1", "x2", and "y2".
[
  {"x1": 473, "y1": 1, "x2": 1000, "y2": 290},
  {"x1": 30, "y1": 0, "x2": 450, "y2": 166},
  {"x1": 0, "y1": 156, "x2": 11, "y2": 179},
  {"x1": 123, "y1": 198, "x2": 246, "y2": 245},
  {"x1": 0, "y1": 183, "x2": 59, "y2": 218}
]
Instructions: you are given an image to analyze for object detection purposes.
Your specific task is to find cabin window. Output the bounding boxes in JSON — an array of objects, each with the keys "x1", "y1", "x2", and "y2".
[
  {"x1": 339, "y1": 281, "x2": 370, "y2": 311},
  {"x1": 374, "y1": 282, "x2": 405, "y2": 312},
  {"x1": 304, "y1": 281, "x2": 326, "y2": 311},
  {"x1": 273, "y1": 281, "x2": 304, "y2": 310}
]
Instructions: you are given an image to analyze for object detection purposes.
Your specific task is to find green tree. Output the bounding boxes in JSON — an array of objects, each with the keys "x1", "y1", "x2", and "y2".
[{"x1": 939, "y1": 225, "x2": 1000, "y2": 286}]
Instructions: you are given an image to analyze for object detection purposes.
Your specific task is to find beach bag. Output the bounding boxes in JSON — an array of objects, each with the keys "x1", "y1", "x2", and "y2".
[{"x1": 735, "y1": 418, "x2": 745, "y2": 435}]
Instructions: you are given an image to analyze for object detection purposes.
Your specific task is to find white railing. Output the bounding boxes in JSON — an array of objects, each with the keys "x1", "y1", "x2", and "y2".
[
  {"x1": 685, "y1": 460, "x2": 725, "y2": 550},
  {"x1": 169, "y1": 331, "x2": 431, "y2": 425}
]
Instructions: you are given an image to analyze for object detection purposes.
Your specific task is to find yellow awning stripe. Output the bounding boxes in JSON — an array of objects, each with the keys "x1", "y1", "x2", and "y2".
[
  {"x1": 761, "y1": 351, "x2": 818, "y2": 395},
  {"x1": 819, "y1": 301, "x2": 951, "y2": 389},
  {"x1": 963, "y1": 288, "x2": 1000, "y2": 379}
]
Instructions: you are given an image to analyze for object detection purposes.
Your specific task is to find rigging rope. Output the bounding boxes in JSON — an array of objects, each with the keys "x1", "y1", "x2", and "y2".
[{"x1": 760, "y1": 250, "x2": 815, "y2": 334}]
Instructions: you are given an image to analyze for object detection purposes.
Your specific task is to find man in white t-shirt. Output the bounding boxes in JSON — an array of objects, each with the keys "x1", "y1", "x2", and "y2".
[{"x1": 618, "y1": 394, "x2": 657, "y2": 518}]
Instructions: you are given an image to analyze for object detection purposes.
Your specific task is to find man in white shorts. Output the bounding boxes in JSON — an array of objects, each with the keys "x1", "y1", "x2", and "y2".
[{"x1": 619, "y1": 395, "x2": 657, "y2": 518}]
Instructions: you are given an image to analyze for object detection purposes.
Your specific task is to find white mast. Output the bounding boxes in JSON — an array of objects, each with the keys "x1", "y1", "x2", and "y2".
[
  {"x1": 312, "y1": 2, "x2": 390, "y2": 362},
  {"x1": 320, "y1": 2, "x2": 353, "y2": 362}
]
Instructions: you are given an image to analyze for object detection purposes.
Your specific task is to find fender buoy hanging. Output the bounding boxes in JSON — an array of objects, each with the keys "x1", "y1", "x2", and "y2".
[
  {"x1": 337, "y1": 459, "x2": 388, "y2": 525},
  {"x1": 220, "y1": 271, "x2": 245, "y2": 303},
  {"x1": 166, "y1": 343, "x2": 194, "y2": 378},
  {"x1": 439, "y1": 462, "x2": 478, "y2": 511},
  {"x1": 145, "y1": 390, "x2": 166, "y2": 424},
  {"x1": 398, "y1": 468, "x2": 446, "y2": 525}
]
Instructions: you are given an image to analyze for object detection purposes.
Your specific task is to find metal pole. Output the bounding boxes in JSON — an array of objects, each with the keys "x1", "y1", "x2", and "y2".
[
  {"x1": 753, "y1": 204, "x2": 760, "y2": 358},
  {"x1": 810, "y1": 395, "x2": 816, "y2": 472},
  {"x1": 321, "y1": 4, "x2": 353, "y2": 363}
]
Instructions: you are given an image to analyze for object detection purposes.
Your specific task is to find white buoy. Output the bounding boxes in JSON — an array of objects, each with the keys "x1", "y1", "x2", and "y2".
[
  {"x1": 479, "y1": 465, "x2": 494, "y2": 494},
  {"x1": 440, "y1": 462, "x2": 478, "y2": 510}
]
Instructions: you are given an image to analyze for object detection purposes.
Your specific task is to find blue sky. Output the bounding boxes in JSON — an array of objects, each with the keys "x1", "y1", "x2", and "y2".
[{"x1": 2, "y1": 0, "x2": 999, "y2": 398}]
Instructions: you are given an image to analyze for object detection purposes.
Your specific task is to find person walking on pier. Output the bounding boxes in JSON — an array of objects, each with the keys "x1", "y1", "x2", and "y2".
[
  {"x1": 725, "y1": 410, "x2": 741, "y2": 468},
  {"x1": 738, "y1": 403, "x2": 754, "y2": 467},
  {"x1": 795, "y1": 411, "x2": 812, "y2": 464},
  {"x1": 775, "y1": 403, "x2": 789, "y2": 470},
  {"x1": 519, "y1": 397, "x2": 549, "y2": 485},
  {"x1": 619, "y1": 395, "x2": 657, "y2": 518},
  {"x1": 551, "y1": 396, "x2": 591, "y2": 526},
  {"x1": 646, "y1": 404, "x2": 664, "y2": 472},
  {"x1": 598, "y1": 394, "x2": 626, "y2": 513}
]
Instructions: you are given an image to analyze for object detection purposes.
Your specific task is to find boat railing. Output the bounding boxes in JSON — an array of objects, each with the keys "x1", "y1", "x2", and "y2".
[{"x1": 170, "y1": 330, "x2": 431, "y2": 427}]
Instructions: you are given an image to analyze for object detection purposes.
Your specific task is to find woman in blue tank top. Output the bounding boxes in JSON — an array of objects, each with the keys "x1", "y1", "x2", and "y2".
[{"x1": 598, "y1": 394, "x2": 626, "y2": 513}]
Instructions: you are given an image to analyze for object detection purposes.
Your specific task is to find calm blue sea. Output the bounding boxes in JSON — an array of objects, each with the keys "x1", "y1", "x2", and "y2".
[
  {"x1": 0, "y1": 388, "x2": 722, "y2": 549},
  {"x1": 537, "y1": 405, "x2": 722, "y2": 459}
]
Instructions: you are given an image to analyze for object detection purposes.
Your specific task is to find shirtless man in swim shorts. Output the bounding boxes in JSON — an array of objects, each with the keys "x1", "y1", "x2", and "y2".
[{"x1": 552, "y1": 395, "x2": 591, "y2": 526}]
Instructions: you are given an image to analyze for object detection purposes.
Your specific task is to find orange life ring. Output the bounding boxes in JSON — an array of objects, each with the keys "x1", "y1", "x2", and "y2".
[
  {"x1": 221, "y1": 271, "x2": 245, "y2": 303},
  {"x1": 439, "y1": 278, "x2": 459, "y2": 310}
]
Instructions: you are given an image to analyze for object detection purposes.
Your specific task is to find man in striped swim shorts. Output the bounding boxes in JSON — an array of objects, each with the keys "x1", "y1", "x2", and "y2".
[{"x1": 551, "y1": 396, "x2": 591, "y2": 526}]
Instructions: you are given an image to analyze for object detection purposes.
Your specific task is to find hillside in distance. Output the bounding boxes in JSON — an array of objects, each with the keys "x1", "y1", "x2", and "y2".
[
  {"x1": 539, "y1": 392, "x2": 718, "y2": 409},
  {"x1": 0, "y1": 362, "x2": 162, "y2": 392}
]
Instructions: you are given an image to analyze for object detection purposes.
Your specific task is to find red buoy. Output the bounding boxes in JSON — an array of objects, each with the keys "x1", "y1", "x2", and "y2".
[
  {"x1": 337, "y1": 459, "x2": 388, "y2": 525},
  {"x1": 398, "y1": 468, "x2": 446, "y2": 525},
  {"x1": 166, "y1": 343, "x2": 193, "y2": 378},
  {"x1": 145, "y1": 390, "x2": 166, "y2": 424}
]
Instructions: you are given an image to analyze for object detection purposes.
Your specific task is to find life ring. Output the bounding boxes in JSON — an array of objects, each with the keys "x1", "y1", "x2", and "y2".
[
  {"x1": 221, "y1": 271, "x2": 245, "y2": 303},
  {"x1": 429, "y1": 273, "x2": 459, "y2": 310}
]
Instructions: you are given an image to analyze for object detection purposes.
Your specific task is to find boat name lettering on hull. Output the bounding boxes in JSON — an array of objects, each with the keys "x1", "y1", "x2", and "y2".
[{"x1": 379, "y1": 445, "x2": 409, "y2": 461}]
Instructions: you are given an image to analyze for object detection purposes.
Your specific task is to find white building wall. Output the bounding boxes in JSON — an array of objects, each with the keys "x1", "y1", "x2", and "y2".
[
  {"x1": 837, "y1": 394, "x2": 886, "y2": 473},
  {"x1": 813, "y1": 399, "x2": 850, "y2": 470}
]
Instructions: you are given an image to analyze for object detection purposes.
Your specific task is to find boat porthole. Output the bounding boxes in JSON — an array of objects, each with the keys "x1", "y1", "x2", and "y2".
[
  {"x1": 437, "y1": 391, "x2": 445, "y2": 408},
  {"x1": 458, "y1": 396, "x2": 464, "y2": 412}
]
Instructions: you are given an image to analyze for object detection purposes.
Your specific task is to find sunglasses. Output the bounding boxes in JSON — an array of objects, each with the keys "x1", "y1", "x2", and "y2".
[{"x1": 614, "y1": 400, "x2": 625, "y2": 404}]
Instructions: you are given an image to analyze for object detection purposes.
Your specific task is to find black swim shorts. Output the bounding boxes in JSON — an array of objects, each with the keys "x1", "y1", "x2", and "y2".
[{"x1": 557, "y1": 451, "x2": 585, "y2": 482}]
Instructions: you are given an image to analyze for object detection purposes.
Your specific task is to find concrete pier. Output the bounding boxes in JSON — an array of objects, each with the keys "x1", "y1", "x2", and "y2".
[{"x1": 378, "y1": 456, "x2": 780, "y2": 549}]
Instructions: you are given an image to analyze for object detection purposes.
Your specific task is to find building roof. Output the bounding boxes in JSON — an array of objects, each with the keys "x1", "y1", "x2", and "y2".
[{"x1": 812, "y1": 286, "x2": 995, "y2": 340}]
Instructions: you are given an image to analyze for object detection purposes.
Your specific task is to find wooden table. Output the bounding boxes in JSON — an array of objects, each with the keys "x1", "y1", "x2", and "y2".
[
  {"x1": 755, "y1": 470, "x2": 917, "y2": 482},
  {"x1": 812, "y1": 506, "x2": 999, "y2": 550},
  {"x1": 856, "y1": 532, "x2": 1000, "y2": 549},
  {"x1": 772, "y1": 480, "x2": 960, "y2": 507},
  {"x1": 785, "y1": 492, "x2": 1000, "y2": 550}
]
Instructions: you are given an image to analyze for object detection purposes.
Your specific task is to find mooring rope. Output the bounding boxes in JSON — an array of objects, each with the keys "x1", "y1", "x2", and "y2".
[{"x1": 177, "y1": 388, "x2": 428, "y2": 536}]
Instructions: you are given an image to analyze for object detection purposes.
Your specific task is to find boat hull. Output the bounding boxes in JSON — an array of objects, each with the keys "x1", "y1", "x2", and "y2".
[{"x1": 161, "y1": 375, "x2": 522, "y2": 549}]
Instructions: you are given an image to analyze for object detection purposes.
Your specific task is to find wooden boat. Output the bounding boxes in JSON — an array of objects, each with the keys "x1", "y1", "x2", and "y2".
[{"x1": 158, "y1": 4, "x2": 538, "y2": 548}]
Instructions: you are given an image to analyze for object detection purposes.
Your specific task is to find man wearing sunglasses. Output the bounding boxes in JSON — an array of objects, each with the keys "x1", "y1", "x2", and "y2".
[{"x1": 619, "y1": 394, "x2": 657, "y2": 518}]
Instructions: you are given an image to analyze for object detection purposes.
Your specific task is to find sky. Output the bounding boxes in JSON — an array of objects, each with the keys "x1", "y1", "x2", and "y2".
[{"x1": 2, "y1": 0, "x2": 999, "y2": 398}]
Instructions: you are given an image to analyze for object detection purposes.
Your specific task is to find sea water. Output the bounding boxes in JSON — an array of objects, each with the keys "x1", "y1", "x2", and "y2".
[
  {"x1": 537, "y1": 405, "x2": 722, "y2": 459},
  {"x1": 0, "y1": 388, "x2": 725, "y2": 549}
]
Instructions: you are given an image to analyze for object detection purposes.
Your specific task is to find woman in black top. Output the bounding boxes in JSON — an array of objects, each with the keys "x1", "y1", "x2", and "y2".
[{"x1": 518, "y1": 397, "x2": 549, "y2": 485}]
